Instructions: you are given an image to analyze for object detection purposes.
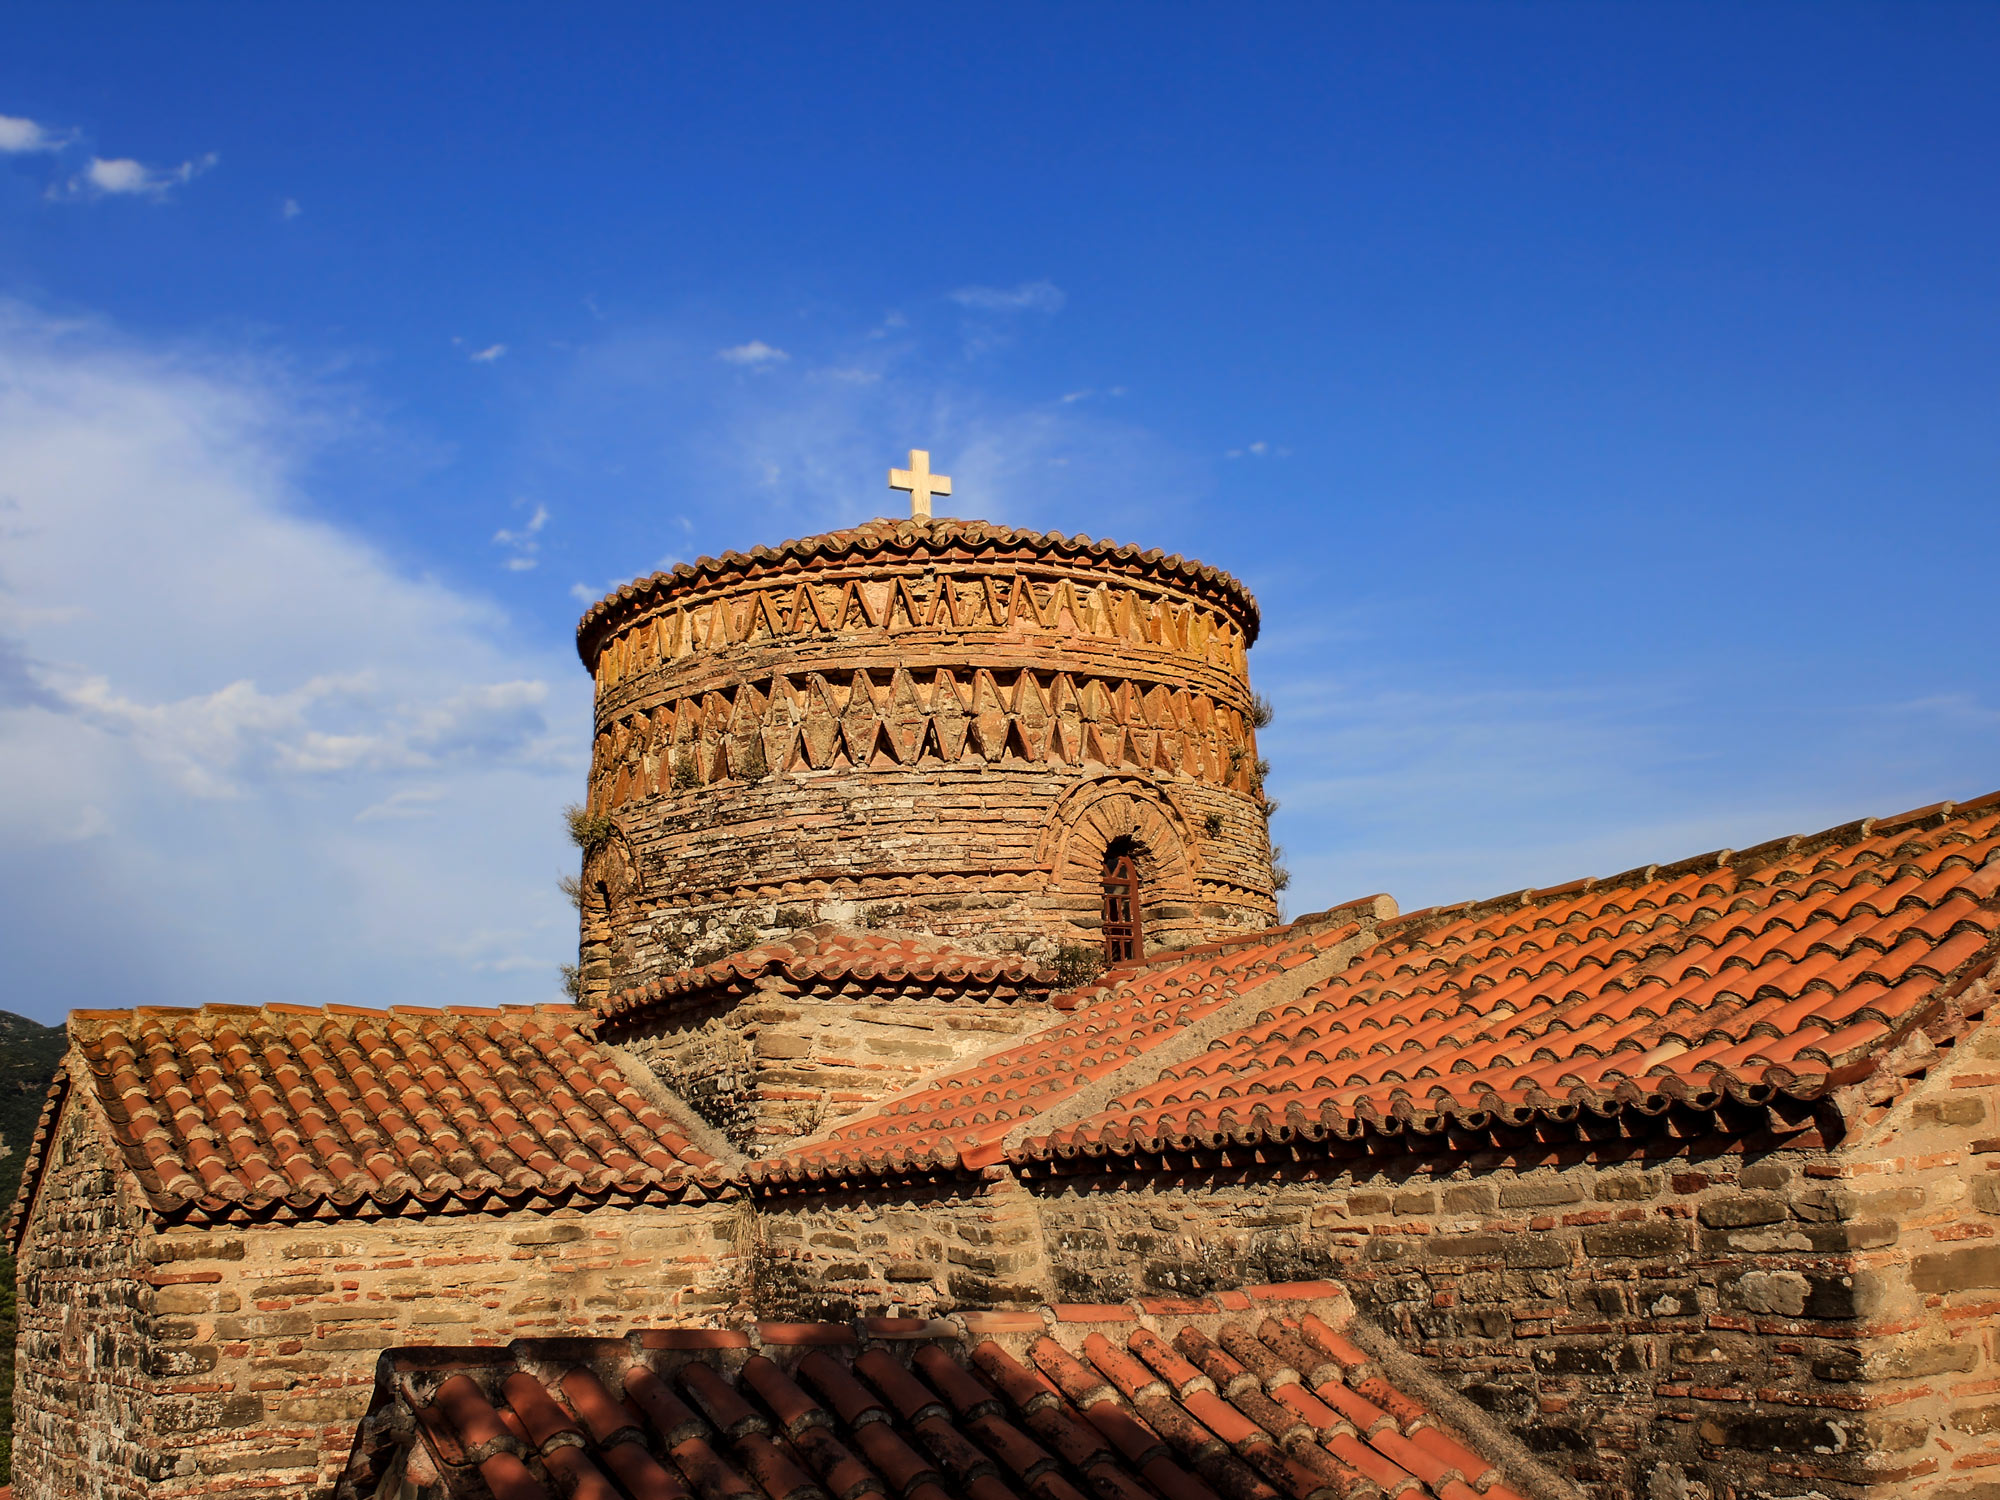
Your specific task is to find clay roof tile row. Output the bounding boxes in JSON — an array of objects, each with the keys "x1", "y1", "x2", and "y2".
[
  {"x1": 765, "y1": 794, "x2": 2000, "y2": 1183},
  {"x1": 596, "y1": 928, "x2": 1057, "y2": 1034},
  {"x1": 338, "y1": 1283, "x2": 1530, "y2": 1500},
  {"x1": 26, "y1": 1003, "x2": 722, "y2": 1232}
]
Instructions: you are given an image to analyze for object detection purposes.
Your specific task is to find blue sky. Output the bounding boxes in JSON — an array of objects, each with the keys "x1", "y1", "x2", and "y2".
[{"x1": 1, "y1": 6, "x2": 1995, "y2": 1025}]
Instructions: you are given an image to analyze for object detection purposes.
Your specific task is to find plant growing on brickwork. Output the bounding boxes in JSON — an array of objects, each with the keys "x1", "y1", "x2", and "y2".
[
  {"x1": 1249, "y1": 693, "x2": 1275, "y2": 730},
  {"x1": 780, "y1": 1091, "x2": 830, "y2": 1137},
  {"x1": 1269, "y1": 844, "x2": 1292, "y2": 893},
  {"x1": 671, "y1": 752, "x2": 701, "y2": 791},
  {"x1": 558, "y1": 874, "x2": 583, "y2": 910},
  {"x1": 863, "y1": 904, "x2": 900, "y2": 929},
  {"x1": 1052, "y1": 943, "x2": 1106, "y2": 991},
  {"x1": 1202, "y1": 811, "x2": 1225, "y2": 839},
  {"x1": 558, "y1": 962, "x2": 583, "y2": 1000},
  {"x1": 564, "y1": 803, "x2": 618, "y2": 852}
]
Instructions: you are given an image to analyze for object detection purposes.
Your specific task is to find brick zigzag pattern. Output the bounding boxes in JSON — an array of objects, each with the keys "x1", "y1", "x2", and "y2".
[
  {"x1": 338, "y1": 1283, "x2": 1532, "y2": 1500},
  {"x1": 576, "y1": 518, "x2": 1261, "y2": 663},
  {"x1": 589, "y1": 669, "x2": 1264, "y2": 804}
]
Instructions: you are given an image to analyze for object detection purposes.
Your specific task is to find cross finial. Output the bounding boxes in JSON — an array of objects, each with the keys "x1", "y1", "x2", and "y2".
[{"x1": 888, "y1": 449, "x2": 951, "y2": 520}]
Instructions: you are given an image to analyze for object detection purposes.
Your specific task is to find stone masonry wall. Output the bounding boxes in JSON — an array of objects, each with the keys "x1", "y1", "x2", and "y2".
[
  {"x1": 574, "y1": 528, "x2": 1279, "y2": 1004},
  {"x1": 12, "y1": 1092, "x2": 153, "y2": 1500},
  {"x1": 623, "y1": 983, "x2": 1058, "y2": 1155},
  {"x1": 1801, "y1": 1022, "x2": 2000, "y2": 1499},
  {"x1": 741, "y1": 1119, "x2": 1999, "y2": 1500},
  {"x1": 752, "y1": 1170, "x2": 1051, "y2": 1322},
  {"x1": 17, "y1": 1187, "x2": 744, "y2": 1500},
  {"x1": 1026, "y1": 1137, "x2": 1998, "y2": 1500}
]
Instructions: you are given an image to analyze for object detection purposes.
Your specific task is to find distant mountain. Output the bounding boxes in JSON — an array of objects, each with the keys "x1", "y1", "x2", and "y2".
[{"x1": 0, "y1": 1012, "x2": 66, "y2": 1213}]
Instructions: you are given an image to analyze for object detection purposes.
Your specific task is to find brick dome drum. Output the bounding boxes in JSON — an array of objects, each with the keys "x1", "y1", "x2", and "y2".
[{"x1": 573, "y1": 515, "x2": 1280, "y2": 1007}]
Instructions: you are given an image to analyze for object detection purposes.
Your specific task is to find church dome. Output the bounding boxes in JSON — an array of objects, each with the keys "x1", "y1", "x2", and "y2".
[{"x1": 571, "y1": 510, "x2": 1279, "y2": 1010}]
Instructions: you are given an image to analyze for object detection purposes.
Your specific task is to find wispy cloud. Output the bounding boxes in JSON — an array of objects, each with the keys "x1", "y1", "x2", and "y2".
[
  {"x1": 950, "y1": 280, "x2": 1065, "y2": 314},
  {"x1": 0, "y1": 304, "x2": 586, "y2": 1019},
  {"x1": 0, "y1": 114, "x2": 71, "y2": 153},
  {"x1": 717, "y1": 340, "x2": 790, "y2": 367},
  {"x1": 61, "y1": 152, "x2": 218, "y2": 201},
  {"x1": 469, "y1": 342, "x2": 507, "y2": 364},
  {"x1": 281, "y1": 197, "x2": 303, "y2": 220},
  {"x1": 1225, "y1": 440, "x2": 1290, "y2": 458},
  {"x1": 492, "y1": 502, "x2": 550, "y2": 571}
]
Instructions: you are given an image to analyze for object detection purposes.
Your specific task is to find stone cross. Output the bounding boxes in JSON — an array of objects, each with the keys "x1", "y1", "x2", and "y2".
[{"x1": 888, "y1": 449, "x2": 951, "y2": 519}]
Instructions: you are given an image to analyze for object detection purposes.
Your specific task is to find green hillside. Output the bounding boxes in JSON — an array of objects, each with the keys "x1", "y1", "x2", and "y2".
[
  {"x1": 0, "y1": 1009, "x2": 64, "y2": 1485},
  {"x1": 0, "y1": 1011, "x2": 65, "y2": 1212}
]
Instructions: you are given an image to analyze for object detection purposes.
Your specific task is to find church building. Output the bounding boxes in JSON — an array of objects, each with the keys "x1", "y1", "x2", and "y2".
[{"x1": 10, "y1": 453, "x2": 1999, "y2": 1500}]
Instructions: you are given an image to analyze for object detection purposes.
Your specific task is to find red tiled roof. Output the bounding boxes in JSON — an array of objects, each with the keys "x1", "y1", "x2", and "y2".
[
  {"x1": 748, "y1": 794, "x2": 2000, "y2": 1187},
  {"x1": 748, "y1": 914, "x2": 1376, "y2": 1186},
  {"x1": 597, "y1": 928, "x2": 1056, "y2": 1035},
  {"x1": 26, "y1": 1003, "x2": 723, "y2": 1232},
  {"x1": 1017, "y1": 794, "x2": 2000, "y2": 1168},
  {"x1": 337, "y1": 1283, "x2": 1536, "y2": 1500}
]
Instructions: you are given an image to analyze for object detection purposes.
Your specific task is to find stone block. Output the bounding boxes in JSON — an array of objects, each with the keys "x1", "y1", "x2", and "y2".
[
  {"x1": 1441, "y1": 1183, "x2": 1498, "y2": 1215},
  {"x1": 1728, "y1": 1270, "x2": 1809, "y2": 1317},
  {"x1": 1913, "y1": 1245, "x2": 2000, "y2": 1294},
  {"x1": 1953, "y1": 1404, "x2": 2000, "y2": 1436},
  {"x1": 1582, "y1": 1222, "x2": 1688, "y2": 1259},
  {"x1": 1593, "y1": 1173, "x2": 1661, "y2": 1202},
  {"x1": 509, "y1": 1222, "x2": 588, "y2": 1246},
  {"x1": 1696, "y1": 1193, "x2": 1786, "y2": 1228},
  {"x1": 1529, "y1": 1341, "x2": 1647, "y2": 1377},
  {"x1": 1498, "y1": 1178, "x2": 1586, "y2": 1209},
  {"x1": 1738, "y1": 1159, "x2": 1795, "y2": 1190},
  {"x1": 1973, "y1": 1175, "x2": 2000, "y2": 1215},
  {"x1": 1915, "y1": 1095, "x2": 1988, "y2": 1128}
]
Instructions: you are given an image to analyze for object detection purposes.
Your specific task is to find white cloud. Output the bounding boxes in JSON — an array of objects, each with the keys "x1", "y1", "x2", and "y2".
[
  {"x1": 468, "y1": 343, "x2": 507, "y2": 363},
  {"x1": 717, "y1": 340, "x2": 790, "y2": 367},
  {"x1": 62, "y1": 151, "x2": 217, "y2": 200},
  {"x1": 0, "y1": 304, "x2": 586, "y2": 1021},
  {"x1": 492, "y1": 502, "x2": 550, "y2": 571},
  {"x1": 950, "y1": 280, "x2": 1065, "y2": 314},
  {"x1": 281, "y1": 197, "x2": 302, "y2": 219},
  {"x1": 0, "y1": 114, "x2": 70, "y2": 153}
]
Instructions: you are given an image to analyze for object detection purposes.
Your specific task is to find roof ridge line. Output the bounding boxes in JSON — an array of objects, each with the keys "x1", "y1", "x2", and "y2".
[
  {"x1": 1375, "y1": 786, "x2": 2000, "y2": 944},
  {"x1": 995, "y1": 908, "x2": 1390, "y2": 1159}
]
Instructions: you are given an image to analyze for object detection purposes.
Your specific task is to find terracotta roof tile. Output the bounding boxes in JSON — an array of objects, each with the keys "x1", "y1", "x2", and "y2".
[
  {"x1": 746, "y1": 917, "x2": 1370, "y2": 1184},
  {"x1": 338, "y1": 1283, "x2": 1528, "y2": 1500},
  {"x1": 1011, "y1": 794, "x2": 2000, "y2": 1169},
  {"x1": 596, "y1": 926, "x2": 1056, "y2": 1034},
  {"x1": 46, "y1": 1003, "x2": 720, "y2": 1227}
]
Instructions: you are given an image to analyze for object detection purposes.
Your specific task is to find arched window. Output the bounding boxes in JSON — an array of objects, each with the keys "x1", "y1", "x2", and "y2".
[{"x1": 1101, "y1": 837, "x2": 1143, "y2": 963}]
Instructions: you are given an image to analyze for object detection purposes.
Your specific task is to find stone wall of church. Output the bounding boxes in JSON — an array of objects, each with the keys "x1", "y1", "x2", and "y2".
[
  {"x1": 571, "y1": 521, "x2": 1281, "y2": 1005},
  {"x1": 1026, "y1": 1130, "x2": 1998, "y2": 1500},
  {"x1": 735, "y1": 1102, "x2": 2000, "y2": 1500},
  {"x1": 12, "y1": 1093, "x2": 154, "y2": 1500},
  {"x1": 750, "y1": 1170, "x2": 1052, "y2": 1320},
  {"x1": 16, "y1": 1193, "x2": 744, "y2": 1500},
  {"x1": 620, "y1": 987, "x2": 1057, "y2": 1155}
]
